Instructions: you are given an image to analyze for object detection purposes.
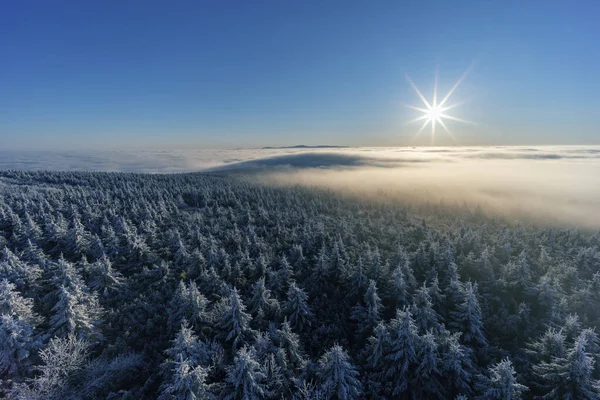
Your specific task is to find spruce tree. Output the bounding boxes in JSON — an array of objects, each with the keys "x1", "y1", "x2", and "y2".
[
  {"x1": 383, "y1": 307, "x2": 419, "y2": 396},
  {"x1": 219, "y1": 288, "x2": 252, "y2": 350},
  {"x1": 284, "y1": 282, "x2": 313, "y2": 332},
  {"x1": 476, "y1": 358, "x2": 528, "y2": 400},
  {"x1": 451, "y1": 281, "x2": 487, "y2": 347},
  {"x1": 534, "y1": 329, "x2": 600, "y2": 399},
  {"x1": 318, "y1": 345, "x2": 362, "y2": 400},
  {"x1": 223, "y1": 346, "x2": 267, "y2": 400},
  {"x1": 159, "y1": 357, "x2": 214, "y2": 400},
  {"x1": 350, "y1": 279, "x2": 382, "y2": 338}
]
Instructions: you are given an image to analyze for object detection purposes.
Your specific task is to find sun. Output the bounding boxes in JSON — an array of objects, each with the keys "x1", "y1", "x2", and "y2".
[
  {"x1": 405, "y1": 68, "x2": 474, "y2": 142},
  {"x1": 425, "y1": 105, "x2": 442, "y2": 122}
]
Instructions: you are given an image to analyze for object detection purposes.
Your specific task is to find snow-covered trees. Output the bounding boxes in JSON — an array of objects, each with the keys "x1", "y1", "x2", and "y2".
[
  {"x1": 347, "y1": 256, "x2": 367, "y2": 301},
  {"x1": 284, "y1": 282, "x2": 313, "y2": 332},
  {"x1": 441, "y1": 332, "x2": 474, "y2": 396},
  {"x1": 476, "y1": 358, "x2": 528, "y2": 400},
  {"x1": 49, "y1": 256, "x2": 102, "y2": 341},
  {"x1": 411, "y1": 282, "x2": 441, "y2": 333},
  {"x1": 272, "y1": 319, "x2": 305, "y2": 370},
  {"x1": 248, "y1": 277, "x2": 280, "y2": 326},
  {"x1": 350, "y1": 279, "x2": 381, "y2": 337},
  {"x1": 1, "y1": 168, "x2": 600, "y2": 399},
  {"x1": 413, "y1": 331, "x2": 443, "y2": 398},
  {"x1": 164, "y1": 322, "x2": 209, "y2": 370},
  {"x1": 13, "y1": 334, "x2": 89, "y2": 399},
  {"x1": 222, "y1": 346, "x2": 267, "y2": 400},
  {"x1": 450, "y1": 282, "x2": 487, "y2": 347},
  {"x1": 159, "y1": 358, "x2": 213, "y2": 400},
  {"x1": 0, "y1": 247, "x2": 42, "y2": 290},
  {"x1": 0, "y1": 280, "x2": 41, "y2": 380},
  {"x1": 88, "y1": 254, "x2": 123, "y2": 296},
  {"x1": 318, "y1": 345, "x2": 362, "y2": 399},
  {"x1": 534, "y1": 329, "x2": 600, "y2": 399},
  {"x1": 528, "y1": 327, "x2": 567, "y2": 363},
  {"x1": 49, "y1": 283, "x2": 103, "y2": 342},
  {"x1": 219, "y1": 288, "x2": 252, "y2": 350},
  {"x1": 383, "y1": 307, "x2": 419, "y2": 396},
  {"x1": 169, "y1": 281, "x2": 210, "y2": 334}
]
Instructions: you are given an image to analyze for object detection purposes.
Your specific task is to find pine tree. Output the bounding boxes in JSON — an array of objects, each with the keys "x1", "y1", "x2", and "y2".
[
  {"x1": 412, "y1": 331, "x2": 443, "y2": 398},
  {"x1": 262, "y1": 352, "x2": 286, "y2": 397},
  {"x1": 248, "y1": 277, "x2": 280, "y2": 327},
  {"x1": 219, "y1": 288, "x2": 252, "y2": 350},
  {"x1": 366, "y1": 322, "x2": 388, "y2": 371},
  {"x1": 0, "y1": 280, "x2": 41, "y2": 380},
  {"x1": 350, "y1": 279, "x2": 382, "y2": 338},
  {"x1": 476, "y1": 358, "x2": 528, "y2": 400},
  {"x1": 527, "y1": 327, "x2": 566, "y2": 364},
  {"x1": 49, "y1": 255, "x2": 86, "y2": 296},
  {"x1": 171, "y1": 229, "x2": 190, "y2": 268},
  {"x1": 22, "y1": 213, "x2": 43, "y2": 245},
  {"x1": 159, "y1": 357, "x2": 214, "y2": 400},
  {"x1": 87, "y1": 235, "x2": 106, "y2": 261},
  {"x1": 428, "y1": 273, "x2": 446, "y2": 311},
  {"x1": 288, "y1": 244, "x2": 306, "y2": 276},
  {"x1": 411, "y1": 282, "x2": 441, "y2": 333},
  {"x1": 63, "y1": 216, "x2": 89, "y2": 259},
  {"x1": 88, "y1": 254, "x2": 123, "y2": 296},
  {"x1": 223, "y1": 346, "x2": 267, "y2": 400},
  {"x1": 12, "y1": 334, "x2": 89, "y2": 399},
  {"x1": 396, "y1": 246, "x2": 417, "y2": 292},
  {"x1": 441, "y1": 332, "x2": 475, "y2": 396},
  {"x1": 319, "y1": 344, "x2": 362, "y2": 400},
  {"x1": 272, "y1": 319, "x2": 305, "y2": 370},
  {"x1": 49, "y1": 284, "x2": 103, "y2": 342},
  {"x1": 0, "y1": 279, "x2": 40, "y2": 323},
  {"x1": 534, "y1": 329, "x2": 600, "y2": 399},
  {"x1": 164, "y1": 321, "x2": 212, "y2": 369},
  {"x1": 311, "y1": 247, "x2": 330, "y2": 296},
  {"x1": 391, "y1": 264, "x2": 408, "y2": 306},
  {"x1": 383, "y1": 307, "x2": 419, "y2": 396},
  {"x1": 169, "y1": 281, "x2": 210, "y2": 334},
  {"x1": 284, "y1": 282, "x2": 313, "y2": 332},
  {"x1": 267, "y1": 255, "x2": 293, "y2": 297},
  {"x1": 444, "y1": 275, "x2": 465, "y2": 318},
  {"x1": 22, "y1": 239, "x2": 47, "y2": 270},
  {"x1": 198, "y1": 265, "x2": 229, "y2": 301},
  {"x1": 507, "y1": 250, "x2": 533, "y2": 293},
  {"x1": 346, "y1": 256, "x2": 367, "y2": 302},
  {"x1": 0, "y1": 247, "x2": 42, "y2": 290},
  {"x1": 369, "y1": 247, "x2": 383, "y2": 284},
  {"x1": 451, "y1": 281, "x2": 487, "y2": 347},
  {"x1": 329, "y1": 239, "x2": 348, "y2": 281}
]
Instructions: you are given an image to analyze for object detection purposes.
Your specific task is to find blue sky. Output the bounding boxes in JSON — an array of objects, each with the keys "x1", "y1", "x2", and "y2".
[{"x1": 1, "y1": 0, "x2": 598, "y2": 148}]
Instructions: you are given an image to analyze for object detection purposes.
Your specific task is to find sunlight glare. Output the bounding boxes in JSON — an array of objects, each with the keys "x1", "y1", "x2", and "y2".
[{"x1": 405, "y1": 68, "x2": 474, "y2": 143}]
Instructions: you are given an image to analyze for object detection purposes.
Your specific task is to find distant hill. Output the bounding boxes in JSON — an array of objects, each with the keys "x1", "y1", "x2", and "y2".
[{"x1": 261, "y1": 145, "x2": 350, "y2": 149}]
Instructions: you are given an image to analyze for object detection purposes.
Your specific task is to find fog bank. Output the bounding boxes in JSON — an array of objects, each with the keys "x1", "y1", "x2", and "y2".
[
  {"x1": 1, "y1": 145, "x2": 599, "y2": 228},
  {"x1": 242, "y1": 147, "x2": 600, "y2": 229}
]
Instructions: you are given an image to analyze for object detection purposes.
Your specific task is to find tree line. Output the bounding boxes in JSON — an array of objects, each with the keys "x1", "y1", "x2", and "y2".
[{"x1": 0, "y1": 169, "x2": 599, "y2": 399}]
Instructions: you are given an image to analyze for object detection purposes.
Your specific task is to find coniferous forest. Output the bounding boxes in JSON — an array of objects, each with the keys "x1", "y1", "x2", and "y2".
[{"x1": 1, "y1": 169, "x2": 599, "y2": 399}]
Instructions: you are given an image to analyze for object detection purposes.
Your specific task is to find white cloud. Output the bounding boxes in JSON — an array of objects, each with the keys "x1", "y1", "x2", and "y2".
[{"x1": 2, "y1": 146, "x2": 599, "y2": 228}]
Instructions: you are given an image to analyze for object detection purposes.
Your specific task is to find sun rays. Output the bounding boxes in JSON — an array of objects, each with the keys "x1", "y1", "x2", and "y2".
[{"x1": 405, "y1": 67, "x2": 474, "y2": 143}]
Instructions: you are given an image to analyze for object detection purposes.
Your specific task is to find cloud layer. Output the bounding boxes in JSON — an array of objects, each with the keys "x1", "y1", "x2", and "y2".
[{"x1": 1, "y1": 146, "x2": 600, "y2": 228}]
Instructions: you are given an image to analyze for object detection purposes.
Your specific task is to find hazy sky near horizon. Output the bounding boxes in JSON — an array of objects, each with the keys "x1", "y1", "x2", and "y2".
[{"x1": 2, "y1": 1, "x2": 599, "y2": 149}]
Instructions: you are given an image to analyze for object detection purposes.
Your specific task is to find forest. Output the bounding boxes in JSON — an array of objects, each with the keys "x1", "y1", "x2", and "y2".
[{"x1": 0, "y1": 169, "x2": 599, "y2": 399}]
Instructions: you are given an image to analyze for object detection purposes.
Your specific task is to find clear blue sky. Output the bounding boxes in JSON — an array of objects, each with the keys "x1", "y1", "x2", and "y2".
[{"x1": 1, "y1": 0, "x2": 599, "y2": 148}]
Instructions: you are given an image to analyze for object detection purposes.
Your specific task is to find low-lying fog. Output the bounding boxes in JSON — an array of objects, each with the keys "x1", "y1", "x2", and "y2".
[{"x1": 2, "y1": 146, "x2": 599, "y2": 228}]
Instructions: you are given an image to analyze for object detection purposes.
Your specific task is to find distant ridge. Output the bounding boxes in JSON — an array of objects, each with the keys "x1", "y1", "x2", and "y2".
[{"x1": 261, "y1": 145, "x2": 350, "y2": 149}]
